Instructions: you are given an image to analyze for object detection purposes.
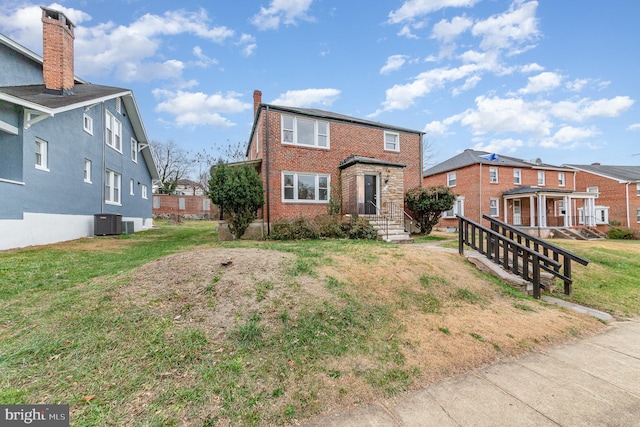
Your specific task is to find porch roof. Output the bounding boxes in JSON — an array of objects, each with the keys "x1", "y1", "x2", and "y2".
[
  {"x1": 338, "y1": 155, "x2": 406, "y2": 170},
  {"x1": 502, "y1": 186, "x2": 596, "y2": 199}
]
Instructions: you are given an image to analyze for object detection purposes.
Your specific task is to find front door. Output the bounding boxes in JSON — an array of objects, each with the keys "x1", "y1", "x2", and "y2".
[
  {"x1": 364, "y1": 174, "x2": 377, "y2": 214},
  {"x1": 513, "y1": 200, "x2": 522, "y2": 226}
]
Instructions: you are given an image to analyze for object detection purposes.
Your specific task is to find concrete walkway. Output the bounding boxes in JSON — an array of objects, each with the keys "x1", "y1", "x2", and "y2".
[{"x1": 302, "y1": 318, "x2": 640, "y2": 426}]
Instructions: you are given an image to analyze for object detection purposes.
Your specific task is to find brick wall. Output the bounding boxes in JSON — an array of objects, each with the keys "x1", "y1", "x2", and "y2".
[
  {"x1": 248, "y1": 108, "x2": 422, "y2": 221},
  {"x1": 424, "y1": 164, "x2": 576, "y2": 228},
  {"x1": 152, "y1": 194, "x2": 217, "y2": 219},
  {"x1": 574, "y1": 171, "x2": 640, "y2": 231}
]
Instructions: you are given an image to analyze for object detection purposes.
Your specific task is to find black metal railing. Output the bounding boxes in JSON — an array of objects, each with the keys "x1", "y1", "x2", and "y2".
[
  {"x1": 482, "y1": 215, "x2": 589, "y2": 295},
  {"x1": 458, "y1": 215, "x2": 574, "y2": 299},
  {"x1": 366, "y1": 201, "x2": 389, "y2": 240},
  {"x1": 386, "y1": 201, "x2": 413, "y2": 232}
]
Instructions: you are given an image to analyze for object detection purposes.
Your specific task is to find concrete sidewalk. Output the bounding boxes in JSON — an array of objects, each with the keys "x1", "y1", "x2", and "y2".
[{"x1": 303, "y1": 318, "x2": 640, "y2": 427}]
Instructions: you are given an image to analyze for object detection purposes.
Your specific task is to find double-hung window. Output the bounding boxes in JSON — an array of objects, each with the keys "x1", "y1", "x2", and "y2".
[
  {"x1": 513, "y1": 169, "x2": 522, "y2": 185},
  {"x1": 142, "y1": 184, "x2": 148, "y2": 199},
  {"x1": 83, "y1": 114, "x2": 93, "y2": 135},
  {"x1": 447, "y1": 171, "x2": 457, "y2": 187},
  {"x1": 443, "y1": 196, "x2": 464, "y2": 218},
  {"x1": 282, "y1": 172, "x2": 329, "y2": 202},
  {"x1": 84, "y1": 159, "x2": 92, "y2": 183},
  {"x1": 558, "y1": 172, "x2": 566, "y2": 187},
  {"x1": 537, "y1": 171, "x2": 546, "y2": 186},
  {"x1": 490, "y1": 198, "x2": 499, "y2": 217},
  {"x1": 130, "y1": 178, "x2": 135, "y2": 195},
  {"x1": 131, "y1": 138, "x2": 138, "y2": 163},
  {"x1": 105, "y1": 169, "x2": 121, "y2": 204},
  {"x1": 384, "y1": 131, "x2": 399, "y2": 152},
  {"x1": 35, "y1": 138, "x2": 48, "y2": 171},
  {"x1": 489, "y1": 167, "x2": 498, "y2": 183},
  {"x1": 106, "y1": 111, "x2": 122, "y2": 152},
  {"x1": 282, "y1": 115, "x2": 329, "y2": 148}
]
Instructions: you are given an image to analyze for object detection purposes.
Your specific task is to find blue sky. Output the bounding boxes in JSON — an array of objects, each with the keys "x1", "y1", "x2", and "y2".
[{"x1": 2, "y1": 1, "x2": 639, "y2": 169}]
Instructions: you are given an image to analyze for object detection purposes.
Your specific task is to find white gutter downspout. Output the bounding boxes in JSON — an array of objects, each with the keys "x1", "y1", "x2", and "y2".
[{"x1": 626, "y1": 182, "x2": 630, "y2": 228}]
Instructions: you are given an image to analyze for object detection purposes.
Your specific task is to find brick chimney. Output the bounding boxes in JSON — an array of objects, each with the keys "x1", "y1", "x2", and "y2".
[
  {"x1": 253, "y1": 90, "x2": 262, "y2": 118},
  {"x1": 41, "y1": 7, "x2": 75, "y2": 95}
]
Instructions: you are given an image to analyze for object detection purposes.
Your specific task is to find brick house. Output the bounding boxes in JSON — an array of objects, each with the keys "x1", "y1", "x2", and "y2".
[
  {"x1": 423, "y1": 150, "x2": 598, "y2": 236},
  {"x1": 245, "y1": 90, "x2": 423, "y2": 237},
  {"x1": 565, "y1": 164, "x2": 640, "y2": 233}
]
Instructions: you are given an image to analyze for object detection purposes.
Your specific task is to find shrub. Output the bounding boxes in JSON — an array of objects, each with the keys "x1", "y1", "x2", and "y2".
[
  {"x1": 405, "y1": 185, "x2": 457, "y2": 235},
  {"x1": 270, "y1": 215, "x2": 377, "y2": 241},
  {"x1": 608, "y1": 227, "x2": 635, "y2": 240}
]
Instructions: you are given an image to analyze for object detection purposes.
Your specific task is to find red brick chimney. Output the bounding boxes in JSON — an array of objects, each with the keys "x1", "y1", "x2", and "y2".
[
  {"x1": 41, "y1": 7, "x2": 75, "y2": 95},
  {"x1": 253, "y1": 90, "x2": 262, "y2": 118}
]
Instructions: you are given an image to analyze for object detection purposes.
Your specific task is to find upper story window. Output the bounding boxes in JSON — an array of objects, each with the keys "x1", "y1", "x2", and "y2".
[
  {"x1": 131, "y1": 138, "x2": 138, "y2": 163},
  {"x1": 489, "y1": 167, "x2": 498, "y2": 183},
  {"x1": 490, "y1": 198, "x2": 499, "y2": 217},
  {"x1": 587, "y1": 186, "x2": 599, "y2": 198},
  {"x1": 35, "y1": 138, "x2": 49, "y2": 171},
  {"x1": 83, "y1": 114, "x2": 93, "y2": 135},
  {"x1": 282, "y1": 172, "x2": 329, "y2": 203},
  {"x1": 384, "y1": 131, "x2": 400, "y2": 152},
  {"x1": 513, "y1": 169, "x2": 522, "y2": 185},
  {"x1": 106, "y1": 111, "x2": 122, "y2": 152},
  {"x1": 537, "y1": 171, "x2": 546, "y2": 186},
  {"x1": 558, "y1": 172, "x2": 566, "y2": 187},
  {"x1": 84, "y1": 159, "x2": 92, "y2": 183},
  {"x1": 447, "y1": 171, "x2": 457, "y2": 187},
  {"x1": 282, "y1": 115, "x2": 329, "y2": 148},
  {"x1": 142, "y1": 184, "x2": 148, "y2": 199},
  {"x1": 105, "y1": 169, "x2": 121, "y2": 205},
  {"x1": 636, "y1": 183, "x2": 640, "y2": 196},
  {"x1": 130, "y1": 178, "x2": 135, "y2": 195}
]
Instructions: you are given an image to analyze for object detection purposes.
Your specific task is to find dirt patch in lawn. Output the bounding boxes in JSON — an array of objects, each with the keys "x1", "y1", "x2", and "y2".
[{"x1": 112, "y1": 244, "x2": 605, "y2": 425}]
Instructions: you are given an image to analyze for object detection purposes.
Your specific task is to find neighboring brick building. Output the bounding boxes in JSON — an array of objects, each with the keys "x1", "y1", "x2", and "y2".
[
  {"x1": 565, "y1": 164, "x2": 640, "y2": 233},
  {"x1": 245, "y1": 90, "x2": 423, "y2": 235},
  {"x1": 423, "y1": 150, "x2": 598, "y2": 236},
  {"x1": 152, "y1": 194, "x2": 216, "y2": 220}
]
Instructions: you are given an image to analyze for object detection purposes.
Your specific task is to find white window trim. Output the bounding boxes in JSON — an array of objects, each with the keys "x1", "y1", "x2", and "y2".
[
  {"x1": 142, "y1": 184, "x2": 148, "y2": 199},
  {"x1": 131, "y1": 138, "x2": 138, "y2": 163},
  {"x1": 84, "y1": 159, "x2": 92, "y2": 183},
  {"x1": 130, "y1": 178, "x2": 135, "y2": 196},
  {"x1": 513, "y1": 169, "x2": 522, "y2": 185},
  {"x1": 105, "y1": 169, "x2": 122, "y2": 205},
  {"x1": 106, "y1": 110, "x2": 122, "y2": 153},
  {"x1": 489, "y1": 198, "x2": 500, "y2": 217},
  {"x1": 489, "y1": 167, "x2": 498, "y2": 183},
  {"x1": 35, "y1": 138, "x2": 49, "y2": 172},
  {"x1": 442, "y1": 196, "x2": 464, "y2": 218},
  {"x1": 281, "y1": 115, "x2": 330, "y2": 149},
  {"x1": 587, "y1": 186, "x2": 599, "y2": 199},
  {"x1": 558, "y1": 172, "x2": 566, "y2": 187},
  {"x1": 282, "y1": 171, "x2": 330, "y2": 203},
  {"x1": 537, "y1": 171, "x2": 546, "y2": 186},
  {"x1": 384, "y1": 131, "x2": 400, "y2": 152},
  {"x1": 83, "y1": 113, "x2": 93, "y2": 135},
  {"x1": 447, "y1": 171, "x2": 457, "y2": 187}
]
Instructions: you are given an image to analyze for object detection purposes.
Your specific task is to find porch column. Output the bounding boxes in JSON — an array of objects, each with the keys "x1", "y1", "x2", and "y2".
[
  {"x1": 503, "y1": 198, "x2": 508, "y2": 223},
  {"x1": 538, "y1": 194, "x2": 546, "y2": 228},
  {"x1": 529, "y1": 196, "x2": 535, "y2": 226},
  {"x1": 564, "y1": 196, "x2": 571, "y2": 227}
]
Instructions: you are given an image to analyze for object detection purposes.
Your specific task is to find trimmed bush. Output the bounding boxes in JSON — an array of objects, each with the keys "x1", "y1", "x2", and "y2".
[
  {"x1": 608, "y1": 227, "x2": 636, "y2": 240},
  {"x1": 270, "y1": 215, "x2": 377, "y2": 241}
]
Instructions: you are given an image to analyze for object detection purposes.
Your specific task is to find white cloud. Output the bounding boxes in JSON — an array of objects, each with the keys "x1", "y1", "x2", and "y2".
[
  {"x1": 540, "y1": 126, "x2": 601, "y2": 148},
  {"x1": 238, "y1": 34, "x2": 257, "y2": 56},
  {"x1": 431, "y1": 16, "x2": 473, "y2": 43},
  {"x1": 520, "y1": 63, "x2": 544, "y2": 73},
  {"x1": 271, "y1": 88, "x2": 341, "y2": 107},
  {"x1": 388, "y1": 0, "x2": 480, "y2": 24},
  {"x1": 518, "y1": 71, "x2": 562, "y2": 94},
  {"x1": 550, "y1": 96, "x2": 634, "y2": 122},
  {"x1": 380, "y1": 55, "x2": 409, "y2": 75},
  {"x1": 152, "y1": 90, "x2": 251, "y2": 128},
  {"x1": 251, "y1": 0, "x2": 314, "y2": 30},
  {"x1": 472, "y1": 138, "x2": 524, "y2": 153},
  {"x1": 471, "y1": 1, "x2": 539, "y2": 53},
  {"x1": 424, "y1": 120, "x2": 448, "y2": 137},
  {"x1": 192, "y1": 46, "x2": 218, "y2": 67},
  {"x1": 627, "y1": 123, "x2": 640, "y2": 131},
  {"x1": 452, "y1": 75, "x2": 481, "y2": 96}
]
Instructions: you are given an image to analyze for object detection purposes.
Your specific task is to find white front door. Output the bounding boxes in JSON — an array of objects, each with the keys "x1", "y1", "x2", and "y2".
[{"x1": 513, "y1": 200, "x2": 522, "y2": 226}]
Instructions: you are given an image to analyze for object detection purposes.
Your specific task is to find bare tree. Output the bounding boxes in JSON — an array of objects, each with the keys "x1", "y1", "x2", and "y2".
[
  {"x1": 192, "y1": 148, "x2": 217, "y2": 193},
  {"x1": 221, "y1": 140, "x2": 249, "y2": 162},
  {"x1": 422, "y1": 136, "x2": 438, "y2": 171},
  {"x1": 150, "y1": 140, "x2": 193, "y2": 194}
]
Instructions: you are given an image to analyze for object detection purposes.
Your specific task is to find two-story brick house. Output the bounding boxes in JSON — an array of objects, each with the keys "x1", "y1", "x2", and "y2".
[
  {"x1": 565, "y1": 164, "x2": 640, "y2": 233},
  {"x1": 245, "y1": 90, "x2": 423, "y2": 236},
  {"x1": 0, "y1": 8, "x2": 158, "y2": 250},
  {"x1": 423, "y1": 149, "x2": 598, "y2": 236}
]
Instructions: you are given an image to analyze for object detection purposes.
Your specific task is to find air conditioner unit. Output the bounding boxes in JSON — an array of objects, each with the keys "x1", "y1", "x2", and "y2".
[{"x1": 94, "y1": 214, "x2": 122, "y2": 236}]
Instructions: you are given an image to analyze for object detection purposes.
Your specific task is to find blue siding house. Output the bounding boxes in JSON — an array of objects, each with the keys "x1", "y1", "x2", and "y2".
[{"x1": 0, "y1": 7, "x2": 159, "y2": 250}]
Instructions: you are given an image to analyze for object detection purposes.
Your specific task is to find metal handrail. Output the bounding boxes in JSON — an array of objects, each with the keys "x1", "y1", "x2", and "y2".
[
  {"x1": 385, "y1": 201, "x2": 414, "y2": 233},
  {"x1": 482, "y1": 215, "x2": 589, "y2": 295},
  {"x1": 458, "y1": 215, "x2": 566, "y2": 299},
  {"x1": 366, "y1": 201, "x2": 389, "y2": 241}
]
